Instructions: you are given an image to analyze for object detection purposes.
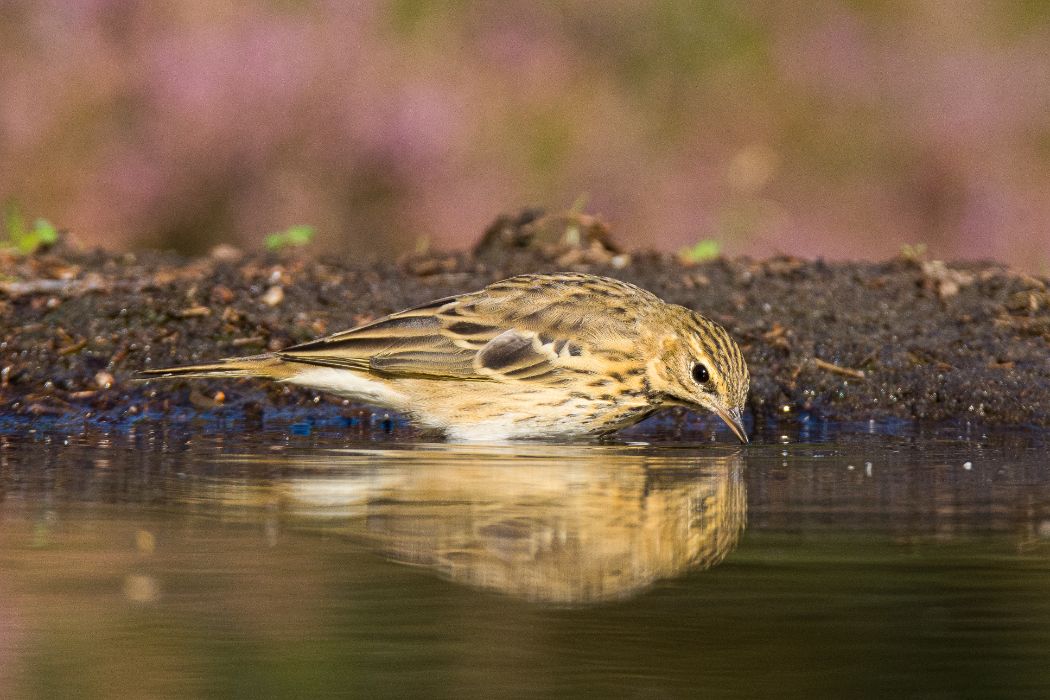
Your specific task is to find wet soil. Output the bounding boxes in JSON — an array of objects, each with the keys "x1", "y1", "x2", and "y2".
[{"x1": 2, "y1": 211, "x2": 1048, "y2": 431}]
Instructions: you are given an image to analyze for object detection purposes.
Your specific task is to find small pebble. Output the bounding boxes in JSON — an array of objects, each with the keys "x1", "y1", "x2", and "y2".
[
  {"x1": 209, "y1": 244, "x2": 243, "y2": 261},
  {"x1": 210, "y1": 284, "x2": 235, "y2": 304},
  {"x1": 963, "y1": 461, "x2": 972, "y2": 470},
  {"x1": 94, "y1": 371, "x2": 115, "y2": 389},
  {"x1": 261, "y1": 285, "x2": 285, "y2": 307}
]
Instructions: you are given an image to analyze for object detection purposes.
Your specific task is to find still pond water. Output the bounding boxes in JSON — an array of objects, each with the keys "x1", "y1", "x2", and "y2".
[{"x1": 0, "y1": 416, "x2": 1047, "y2": 698}]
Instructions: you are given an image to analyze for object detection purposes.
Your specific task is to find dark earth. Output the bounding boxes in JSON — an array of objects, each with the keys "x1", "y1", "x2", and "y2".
[{"x1": 2, "y1": 210, "x2": 1048, "y2": 435}]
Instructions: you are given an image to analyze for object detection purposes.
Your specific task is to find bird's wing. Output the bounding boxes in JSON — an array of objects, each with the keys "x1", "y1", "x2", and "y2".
[{"x1": 277, "y1": 273, "x2": 654, "y2": 382}]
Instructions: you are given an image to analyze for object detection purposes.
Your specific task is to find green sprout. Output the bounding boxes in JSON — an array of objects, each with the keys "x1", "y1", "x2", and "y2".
[
  {"x1": 899, "y1": 242, "x2": 928, "y2": 261},
  {"x1": 3, "y1": 202, "x2": 58, "y2": 254},
  {"x1": 265, "y1": 225, "x2": 316, "y2": 251},
  {"x1": 678, "y1": 239, "x2": 721, "y2": 264}
]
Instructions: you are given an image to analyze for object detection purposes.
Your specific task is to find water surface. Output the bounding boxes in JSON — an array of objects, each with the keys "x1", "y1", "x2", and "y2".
[{"x1": 0, "y1": 420, "x2": 1048, "y2": 698}]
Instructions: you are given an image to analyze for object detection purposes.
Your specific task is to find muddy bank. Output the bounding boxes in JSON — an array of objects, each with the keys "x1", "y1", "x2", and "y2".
[{"x1": 1, "y1": 212, "x2": 1048, "y2": 432}]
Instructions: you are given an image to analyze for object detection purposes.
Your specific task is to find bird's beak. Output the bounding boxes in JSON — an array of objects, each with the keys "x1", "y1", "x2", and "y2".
[{"x1": 714, "y1": 406, "x2": 749, "y2": 444}]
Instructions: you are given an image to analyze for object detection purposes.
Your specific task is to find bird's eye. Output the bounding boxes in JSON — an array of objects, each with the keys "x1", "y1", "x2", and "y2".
[{"x1": 692, "y1": 363, "x2": 710, "y2": 384}]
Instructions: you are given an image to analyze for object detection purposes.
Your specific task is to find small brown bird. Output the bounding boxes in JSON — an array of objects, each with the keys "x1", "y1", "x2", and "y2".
[{"x1": 139, "y1": 273, "x2": 750, "y2": 442}]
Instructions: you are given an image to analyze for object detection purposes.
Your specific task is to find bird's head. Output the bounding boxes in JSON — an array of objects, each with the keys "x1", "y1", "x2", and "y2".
[{"x1": 648, "y1": 306, "x2": 750, "y2": 443}]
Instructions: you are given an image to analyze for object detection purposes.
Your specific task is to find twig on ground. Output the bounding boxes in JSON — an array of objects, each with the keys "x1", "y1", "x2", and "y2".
[{"x1": 812, "y1": 357, "x2": 866, "y2": 379}]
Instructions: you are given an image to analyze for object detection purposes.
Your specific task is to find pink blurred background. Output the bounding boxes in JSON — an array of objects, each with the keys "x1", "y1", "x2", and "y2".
[{"x1": 1, "y1": 1, "x2": 1048, "y2": 269}]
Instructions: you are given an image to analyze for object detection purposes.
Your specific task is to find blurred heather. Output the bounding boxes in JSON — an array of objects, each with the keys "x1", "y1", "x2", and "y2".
[{"x1": 1, "y1": 1, "x2": 1049, "y2": 269}]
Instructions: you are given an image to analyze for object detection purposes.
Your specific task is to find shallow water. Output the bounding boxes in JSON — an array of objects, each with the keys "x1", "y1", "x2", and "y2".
[{"x1": 0, "y1": 419, "x2": 1048, "y2": 698}]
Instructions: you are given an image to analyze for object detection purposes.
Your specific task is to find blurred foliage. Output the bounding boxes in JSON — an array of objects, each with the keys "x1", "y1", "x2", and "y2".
[
  {"x1": 3, "y1": 202, "x2": 57, "y2": 255},
  {"x1": 0, "y1": 2, "x2": 1048, "y2": 269},
  {"x1": 678, "y1": 239, "x2": 722, "y2": 264},
  {"x1": 899, "y1": 242, "x2": 929, "y2": 262},
  {"x1": 265, "y1": 225, "x2": 316, "y2": 251}
]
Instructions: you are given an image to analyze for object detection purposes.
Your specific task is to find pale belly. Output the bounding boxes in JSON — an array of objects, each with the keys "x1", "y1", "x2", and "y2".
[{"x1": 282, "y1": 368, "x2": 655, "y2": 441}]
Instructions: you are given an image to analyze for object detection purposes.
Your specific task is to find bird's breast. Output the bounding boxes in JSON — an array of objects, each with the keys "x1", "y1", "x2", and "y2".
[{"x1": 402, "y1": 378, "x2": 656, "y2": 440}]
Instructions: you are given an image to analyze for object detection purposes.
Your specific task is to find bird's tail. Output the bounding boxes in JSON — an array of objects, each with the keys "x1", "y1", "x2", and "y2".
[{"x1": 135, "y1": 353, "x2": 297, "y2": 381}]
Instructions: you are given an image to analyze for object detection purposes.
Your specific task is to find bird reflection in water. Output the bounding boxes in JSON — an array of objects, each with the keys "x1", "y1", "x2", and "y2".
[{"x1": 275, "y1": 445, "x2": 746, "y2": 604}]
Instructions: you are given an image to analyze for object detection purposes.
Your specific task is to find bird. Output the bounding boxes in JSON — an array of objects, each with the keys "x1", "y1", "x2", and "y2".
[{"x1": 138, "y1": 272, "x2": 750, "y2": 442}]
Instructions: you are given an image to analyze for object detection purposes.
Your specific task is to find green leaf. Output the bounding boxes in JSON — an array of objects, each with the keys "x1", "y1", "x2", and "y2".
[
  {"x1": 899, "y1": 242, "x2": 927, "y2": 262},
  {"x1": 33, "y1": 219, "x2": 58, "y2": 244},
  {"x1": 3, "y1": 203, "x2": 58, "y2": 254},
  {"x1": 679, "y1": 239, "x2": 721, "y2": 264},
  {"x1": 16, "y1": 219, "x2": 58, "y2": 254},
  {"x1": 266, "y1": 225, "x2": 316, "y2": 251},
  {"x1": 4, "y1": 201, "x2": 25, "y2": 242}
]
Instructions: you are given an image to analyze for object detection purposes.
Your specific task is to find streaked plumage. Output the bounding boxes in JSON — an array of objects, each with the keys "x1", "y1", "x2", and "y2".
[{"x1": 138, "y1": 273, "x2": 750, "y2": 441}]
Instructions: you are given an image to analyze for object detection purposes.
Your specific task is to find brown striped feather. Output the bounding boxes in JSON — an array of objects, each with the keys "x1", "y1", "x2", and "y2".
[{"x1": 277, "y1": 273, "x2": 658, "y2": 384}]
